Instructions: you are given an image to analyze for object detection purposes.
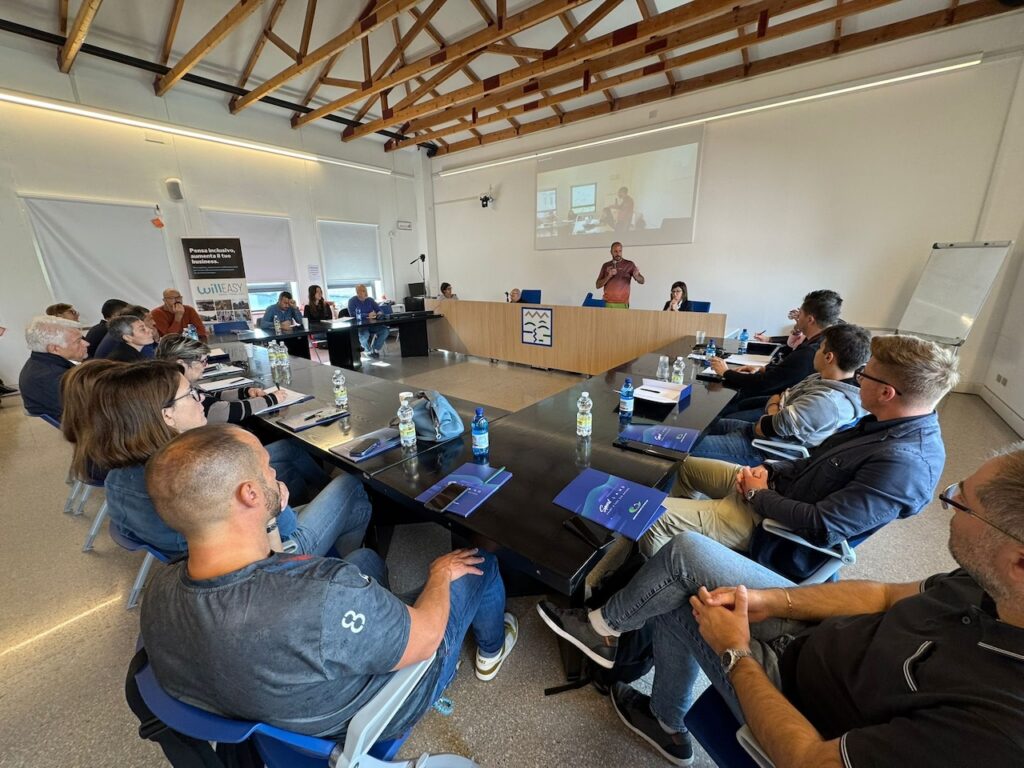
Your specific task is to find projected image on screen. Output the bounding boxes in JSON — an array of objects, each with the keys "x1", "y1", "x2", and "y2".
[{"x1": 535, "y1": 140, "x2": 700, "y2": 250}]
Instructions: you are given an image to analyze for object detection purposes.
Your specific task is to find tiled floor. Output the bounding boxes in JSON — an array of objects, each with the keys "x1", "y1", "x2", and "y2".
[{"x1": 0, "y1": 357, "x2": 1018, "y2": 767}]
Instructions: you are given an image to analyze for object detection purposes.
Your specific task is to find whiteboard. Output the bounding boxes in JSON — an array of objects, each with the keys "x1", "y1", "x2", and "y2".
[
  {"x1": 22, "y1": 196, "x2": 174, "y2": 326},
  {"x1": 897, "y1": 241, "x2": 1012, "y2": 344}
]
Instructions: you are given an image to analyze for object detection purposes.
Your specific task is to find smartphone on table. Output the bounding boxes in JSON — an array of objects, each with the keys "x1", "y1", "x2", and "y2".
[
  {"x1": 348, "y1": 438, "x2": 382, "y2": 458},
  {"x1": 424, "y1": 482, "x2": 469, "y2": 512}
]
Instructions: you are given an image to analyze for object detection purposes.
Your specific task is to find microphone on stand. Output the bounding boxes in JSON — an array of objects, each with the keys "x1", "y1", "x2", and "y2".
[{"x1": 504, "y1": 292, "x2": 510, "y2": 302}]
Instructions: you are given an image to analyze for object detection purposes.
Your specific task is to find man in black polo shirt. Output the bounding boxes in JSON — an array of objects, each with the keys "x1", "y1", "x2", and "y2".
[
  {"x1": 539, "y1": 446, "x2": 1024, "y2": 766},
  {"x1": 84, "y1": 298, "x2": 128, "y2": 359}
]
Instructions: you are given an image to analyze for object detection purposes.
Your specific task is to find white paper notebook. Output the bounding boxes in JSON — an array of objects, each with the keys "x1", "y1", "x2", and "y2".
[
  {"x1": 197, "y1": 376, "x2": 253, "y2": 393},
  {"x1": 253, "y1": 387, "x2": 313, "y2": 415}
]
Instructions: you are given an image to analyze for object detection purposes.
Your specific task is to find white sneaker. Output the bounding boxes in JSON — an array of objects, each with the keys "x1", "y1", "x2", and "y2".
[{"x1": 474, "y1": 612, "x2": 518, "y2": 681}]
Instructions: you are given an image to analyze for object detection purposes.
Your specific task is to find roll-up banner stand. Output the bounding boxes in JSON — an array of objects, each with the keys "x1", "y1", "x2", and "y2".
[{"x1": 182, "y1": 237, "x2": 252, "y2": 326}]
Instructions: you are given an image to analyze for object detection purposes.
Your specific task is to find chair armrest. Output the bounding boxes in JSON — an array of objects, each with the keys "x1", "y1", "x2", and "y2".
[
  {"x1": 761, "y1": 519, "x2": 855, "y2": 564},
  {"x1": 333, "y1": 656, "x2": 435, "y2": 768},
  {"x1": 751, "y1": 439, "x2": 810, "y2": 460},
  {"x1": 736, "y1": 725, "x2": 776, "y2": 768}
]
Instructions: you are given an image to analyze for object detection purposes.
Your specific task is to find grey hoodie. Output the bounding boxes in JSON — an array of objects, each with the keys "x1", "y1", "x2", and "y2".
[{"x1": 759, "y1": 373, "x2": 865, "y2": 447}]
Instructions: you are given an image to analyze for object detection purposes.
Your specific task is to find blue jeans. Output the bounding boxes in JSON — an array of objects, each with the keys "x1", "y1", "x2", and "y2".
[
  {"x1": 345, "y1": 549, "x2": 506, "y2": 735},
  {"x1": 601, "y1": 532, "x2": 807, "y2": 729},
  {"x1": 358, "y1": 327, "x2": 388, "y2": 354},
  {"x1": 690, "y1": 420, "x2": 766, "y2": 466},
  {"x1": 266, "y1": 439, "x2": 331, "y2": 504},
  {"x1": 287, "y1": 474, "x2": 372, "y2": 557}
]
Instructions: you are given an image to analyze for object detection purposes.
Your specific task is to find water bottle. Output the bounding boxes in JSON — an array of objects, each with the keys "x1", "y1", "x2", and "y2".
[
  {"x1": 185, "y1": 323, "x2": 197, "y2": 341},
  {"x1": 332, "y1": 370, "x2": 348, "y2": 408},
  {"x1": 273, "y1": 316, "x2": 282, "y2": 334},
  {"x1": 576, "y1": 391, "x2": 593, "y2": 437},
  {"x1": 398, "y1": 398, "x2": 416, "y2": 448},
  {"x1": 267, "y1": 341, "x2": 278, "y2": 368},
  {"x1": 738, "y1": 328, "x2": 749, "y2": 355},
  {"x1": 671, "y1": 356, "x2": 685, "y2": 384},
  {"x1": 273, "y1": 341, "x2": 284, "y2": 368},
  {"x1": 705, "y1": 338, "x2": 716, "y2": 360},
  {"x1": 356, "y1": 309, "x2": 363, "y2": 324},
  {"x1": 656, "y1": 355, "x2": 670, "y2": 382},
  {"x1": 280, "y1": 343, "x2": 290, "y2": 371},
  {"x1": 471, "y1": 407, "x2": 489, "y2": 458},
  {"x1": 575, "y1": 435, "x2": 591, "y2": 470},
  {"x1": 619, "y1": 377, "x2": 634, "y2": 418}
]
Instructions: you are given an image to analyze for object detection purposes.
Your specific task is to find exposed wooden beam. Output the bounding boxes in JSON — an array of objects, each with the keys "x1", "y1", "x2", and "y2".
[
  {"x1": 391, "y1": 17, "x2": 412, "y2": 99},
  {"x1": 300, "y1": 0, "x2": 317, "y2": 59},
  {"x1": 321, "y1": 76, "x2": 364, "y2": 88},
  {"x1": 267, "y1": 29, "x2": 299, "y2": 61},
  {"x1": 293, "y1": 0, "x2": 593, "y2": 128},
  {"x1": 160, "y1": 0, "x2": 187, "y2": 67},
  {"x1": 232, "y1": 0, "x2": 420, "y2": 113},
  {"x1": 57, "y1": 0, "x2": 103, "y2": 73},
  {"x1": 486, "y1": 42, "x2": 548, "y2": 58},
  {"x1": 391, "y1": 0, "x2": 890, "y2": 149},
  {"x1": 59, "y1": 0, "x2": 69, "y2": 35},
  {"x1": 361, "y1": 37, "x2": 371, "y2": 82},
  {"x1": 431, "y1": 0, "x2": 1011, "y2": 156},
  {"x1": 555, "y1": 0, "x2": 622, "y2": 51},
  {"x1": 636, "y1": 0, "x2": 675, "y2": 87},
  {"x1": 354, "y1": 0, "x2": 780, "y2": 140},
  {"x1": 236, "y1": 0, "x2": 289, "y2": 90},
  {"x1": 557, "y1": 11, "x2": 615, "y2": 104},
  {"x1": 392, "y1": 54, "x2": 483, "y2": 112},
  {"x1": 155, "y1": 0, "x2": 266, "y2": 96}
]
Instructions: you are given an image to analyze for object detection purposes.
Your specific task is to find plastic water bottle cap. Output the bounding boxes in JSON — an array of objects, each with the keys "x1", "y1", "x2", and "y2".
[
  {"x1": 475, "y1": 407, "x2": 484, "y2": 416},
  {"x1": 581, "y1": 392, "x2": 589, "y2": 398}
]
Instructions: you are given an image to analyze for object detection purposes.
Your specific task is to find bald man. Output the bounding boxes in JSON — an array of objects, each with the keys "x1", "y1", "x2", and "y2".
[{"x1": 151, "y1": 289, "x2": 207, "y2": 342}]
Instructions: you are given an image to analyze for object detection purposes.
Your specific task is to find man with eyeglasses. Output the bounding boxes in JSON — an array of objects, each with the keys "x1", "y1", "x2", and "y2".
[
  {"x1": 635, "y1": 335, "x2": 956, "y2": 580},
  {"x1": 539, "y1": 444, "x2": 1024, "y2": 767}
]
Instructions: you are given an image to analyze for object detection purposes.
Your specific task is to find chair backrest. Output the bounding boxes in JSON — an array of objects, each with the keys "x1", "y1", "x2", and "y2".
[
  {"x1": 212, "y1": 320, "x2": 250, "y2": 334},
  {"x1": 338, "y1": 308, "x2": 351, "y2": 318},
  {"x1": 688, "y1": 301, "x2": 711, "y2": 313},
  {"x1": 684, "y1": 687, "x2": 771, "y2": 768},
  {"x1": 582, "y1": 292, "x2": 606, "y2": 308},
  {"x1": 39, "y1": 413, "x2": 62, "y2": 429},
  {"x1": 519, "y1": 289, "x2": 542, "y2": 304}
]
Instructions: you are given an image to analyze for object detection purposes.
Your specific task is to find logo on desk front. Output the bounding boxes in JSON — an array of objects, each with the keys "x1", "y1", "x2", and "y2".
[{"x1": 521, "y1": 307, "x2": 552, "y2": 347}]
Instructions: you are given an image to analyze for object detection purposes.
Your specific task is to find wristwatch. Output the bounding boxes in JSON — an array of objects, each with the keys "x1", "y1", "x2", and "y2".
[
  {"x1": 745, "y1": 488, "x2": 761, "y2": 502},
  {"x1": 721, "y1": 647, "x2": 754, "y2": 676}
]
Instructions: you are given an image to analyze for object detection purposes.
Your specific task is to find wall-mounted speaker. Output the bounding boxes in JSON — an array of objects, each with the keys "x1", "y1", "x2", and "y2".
[{"x1": 165, "y1": 177, "x2": 184, "y2": 201}]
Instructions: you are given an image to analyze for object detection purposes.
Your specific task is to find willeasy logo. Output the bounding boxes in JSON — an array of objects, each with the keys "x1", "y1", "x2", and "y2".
[{"x1": 196, "y1": 282, "x2": 245, "y2": 295}]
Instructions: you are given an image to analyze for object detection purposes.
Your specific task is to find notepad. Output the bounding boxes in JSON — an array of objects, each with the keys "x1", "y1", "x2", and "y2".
[
  {"x1": 253, "y1": 387, "x2": 313, "y2": 415},
  {"x1": 278, "y1": 406, "x2": 349, "y2": 432},
  {"x1": 634, "y1": 379, "x2": 692, "y2": 404},
  {"x1": 196, "y1": 376, "x2": 253, "y2": 392}
]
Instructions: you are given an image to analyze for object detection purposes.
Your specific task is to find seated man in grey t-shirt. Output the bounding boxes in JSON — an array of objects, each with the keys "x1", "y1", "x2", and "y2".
[{"x1": 140, "y1": 425, "x2": 518, "y2": 739}]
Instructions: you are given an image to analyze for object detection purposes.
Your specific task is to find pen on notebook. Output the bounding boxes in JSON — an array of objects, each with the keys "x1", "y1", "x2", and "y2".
[
  {"x1": 483, "y1": 465, "x2": 506, "y2": 484},
  {"x1": 638, "y1": 387, "x2": 660, "y2": 393},
  {"x1": 303, "y1": 410, "x2": 324, "y2": 422}
]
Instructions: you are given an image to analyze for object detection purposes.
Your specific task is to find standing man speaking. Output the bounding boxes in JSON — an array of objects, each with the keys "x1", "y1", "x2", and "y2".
[{"x1": 596, "y1": 242, "x2": 644, "y2": 308}]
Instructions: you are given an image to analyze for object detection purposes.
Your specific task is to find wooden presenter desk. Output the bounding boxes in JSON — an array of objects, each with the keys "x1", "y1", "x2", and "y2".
[{"x1": 425, "y1": 299, "x2": 726, "y2": 375}]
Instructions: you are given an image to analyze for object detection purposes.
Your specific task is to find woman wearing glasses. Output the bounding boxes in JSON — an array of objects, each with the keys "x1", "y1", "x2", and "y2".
[
  {"x1": 70, "y1": 360, "x2": 369, "y2": 558},
  {"x1": 156, "y1": 334, "x2": 280, "y2": 423}
]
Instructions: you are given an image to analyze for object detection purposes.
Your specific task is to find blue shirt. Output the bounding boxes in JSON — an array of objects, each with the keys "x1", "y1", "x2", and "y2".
[
  {"x1": 260, "y1": 303, "x2": 303, "y2": 330},
  {"x1": 18, "y1": 351, "x2": 74, "y2": 419},
  {"x1": 347, "y1": 296, "x2": 380, "y2": 320}
]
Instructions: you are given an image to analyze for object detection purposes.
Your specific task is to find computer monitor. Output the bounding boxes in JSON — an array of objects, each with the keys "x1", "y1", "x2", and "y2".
[{"x1": 408, "y1": 281, "x2": 426, "y2": 297}]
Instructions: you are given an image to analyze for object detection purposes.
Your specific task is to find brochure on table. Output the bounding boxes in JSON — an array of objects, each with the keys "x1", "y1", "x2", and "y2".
[
  {"x1": 330, "y1": 428, "x2": 401, "y2": 462},
  {"x1": 553, "y1": 468, "x2": 667, "y2": 541},
  {"x1": 617, "y1": 424, "x2": 701, "y2": 453},
  {"x1": 415, "y1": 463, "x2": 513, "y2": 518}
]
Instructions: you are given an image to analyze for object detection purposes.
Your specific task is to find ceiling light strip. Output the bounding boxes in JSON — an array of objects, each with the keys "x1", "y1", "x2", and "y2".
[
  {"x1": 0, "y1": 90, "x2": 393, "y2": 176},
  {"x1": 436, "y1": 55, "x2": 983, "y2": 178}
]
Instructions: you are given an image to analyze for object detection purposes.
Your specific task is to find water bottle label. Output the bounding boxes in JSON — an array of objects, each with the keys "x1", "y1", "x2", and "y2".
[
  {"x1": 399, "y1": 422, "x2": 416, "y2": 442},
  {"x1": 333, "y1": 387, "x2": 347, "y2": 405},
  {"x1": 472, "y1": 433, "x2": 489, "y2": 451},
  {"x1": 671, "y1": 372, "x2": 684, "y2": 384},
  {"x1": 576, "y1": 413, "x2": 592, "y2": 435},
  {"x1": 619, "y1": 397, "x2": 634, "y2": 414}
]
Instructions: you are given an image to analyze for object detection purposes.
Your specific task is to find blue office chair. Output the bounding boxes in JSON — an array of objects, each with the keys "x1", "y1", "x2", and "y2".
[
  {"x1": 687, "y1": 301, "x2": 711, "y2": 313},
  {"x1": 212, "y1": 320, "x2": 250, "y2": 334},
  {"x1": 582, "y1": 292, "x2": 606, "y2": 308},
  {"x1": 108, "y1": 523, "x2": 173, "y2": 610},
  {"x1": 519, "y1": 289, "x2": 542, "y2": 304},
  {"x1": 34, "y1": 412, "x2": 90, "y2": 516},
  {"x1": 133, "y1": 646, "x2": 476, "y2": 768}
]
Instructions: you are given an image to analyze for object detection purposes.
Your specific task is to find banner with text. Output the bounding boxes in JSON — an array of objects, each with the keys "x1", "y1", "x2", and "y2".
[{"x1": 182, "y1": 237, "x2": 251, "y2": 326}]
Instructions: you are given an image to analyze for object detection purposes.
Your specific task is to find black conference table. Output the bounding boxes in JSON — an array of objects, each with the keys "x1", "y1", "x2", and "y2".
[
  {"x1": 317, "y1": 312, "x2": 440, "y2": 370},
  {"x1": 233, "y1": 327, "x2": 313, "y2": 359}
]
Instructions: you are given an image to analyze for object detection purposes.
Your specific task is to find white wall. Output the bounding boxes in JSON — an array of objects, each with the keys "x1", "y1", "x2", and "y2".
[
  {"x1": 0, "y1": 32, "x2": 423, "y2": 383},
  {"x1": 429, "y1": 14, "x2": 1024, "y2": 392}
]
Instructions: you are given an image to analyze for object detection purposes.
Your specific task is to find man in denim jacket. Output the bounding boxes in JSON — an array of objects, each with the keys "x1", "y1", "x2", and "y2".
[{"x1": 641, "y1": 335, "x2": 957, "y2": 582}]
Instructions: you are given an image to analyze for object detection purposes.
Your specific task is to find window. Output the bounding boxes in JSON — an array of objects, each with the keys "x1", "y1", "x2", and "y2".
[
  {"x1": 537, "y1": 188, "x2": 557, "y2": 213},
  {"x1": 248, "y1": 282, "x2": 293, "y2": 313},
  {"x1": 326, "y1": 281, "x2": 382, "y2": 312},
  {"x1": 571, "y1": 183, "x2": 597, "y2": 214}
]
